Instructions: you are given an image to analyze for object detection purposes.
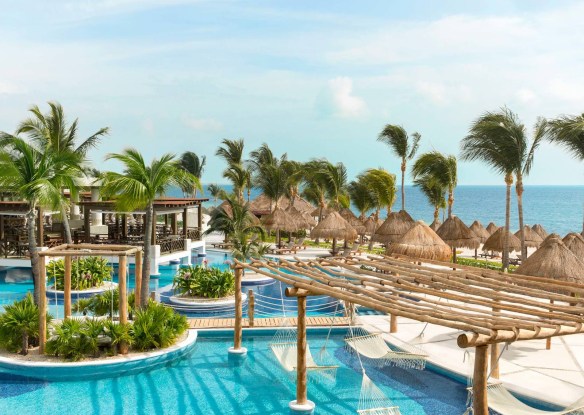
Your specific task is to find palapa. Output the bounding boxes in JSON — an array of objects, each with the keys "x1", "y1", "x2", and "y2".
[
  {"x1": 363, "y1": 216, "x2": 378, "y2": 235},
  {"x1": 249, "y1": 193, "x2": 315, "y2": 216},
  {"x1": 486, "y1": 222, "x2": 498, "y2": 235},
  {"x1": 311, "y1": 206, "x2": 334, "y2": 218},
  {"x1": 469, "y1": 220, "x2": 490, "y2": 243},
  {"x1": 514, "y1": 225, "x2": 543, "y2": 248},
  {"x1": 262, "y1": 207, "x2": 298, "y2": 232},
  {"x1": 531, "y1": 223, "x2": 548, "y2": 239},
  {"x1": 436, "y1": 216, "x2": 480, "y2": 249},
  {"x1": 339, "y1": 208, "x2": 366, "y2": 235},
  {"x1": 310, "y1": 211, "x2": 357, "y2": 241},
  {"x1": 371, "y1": 210, "x2": 415, "y2": 243},
  {"x1": 387, "y1": 220, "x2": 452, "y2": 261},
  {"x1": 285, "y1": 205, "x2": 313, "y2": 230},
  {"x1": 215, "y1": 200, "x2": 260, "y2": 224},
  {"x1": 563, "y1": 232, "x2": 584, "y2": 258},
  {"x1": 429, "y1": 218, "x2": 441, "y2": 231},
  {"x1": 482, "y1": 227, "x2": 521, "y2": 253},
  {"x1": 516, "y1": 235, "x2": 584, "y2": 285}
]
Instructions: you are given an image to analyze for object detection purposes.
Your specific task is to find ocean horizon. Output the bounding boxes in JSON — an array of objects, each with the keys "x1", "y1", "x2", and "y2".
[{"x1": 169, "y1": 184, "x2": 584, "y2": 237}]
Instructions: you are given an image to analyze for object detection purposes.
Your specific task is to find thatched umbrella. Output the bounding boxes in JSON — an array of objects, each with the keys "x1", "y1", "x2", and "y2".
[
  {"x1": 285, "y1": 205, "x2": 311, "y2": 230},
  {"x1": 364, "y1": 216, "x2": 378, "y2": 235},
  {"x1": 532, "y1": 223, "x2": 548, "y2": 240},
  {"x1": 436, "y1": 216, "x2": 479, "y2": 263},
  {"x1": 469, "y1": 220, "x2": 491, "y2": 259},
  {"x1": 339, "y1": 208, "x2": 366, "y2": 235},
  {"x1": 310, "y1": 211, "x2": 357, "y2": 254},
  {"x1": 388, "y1": 221, "x2": 452, "y2": 261},
  {"x1": 429, "y1": 218, "x2": 441, "y2": 231},
  {"x1": 514, "y1": 225, "x2": 543, "y2": 249},
  {"x1": 486, "y1": 222, "x2": 498, "y2": 235},
  {"x1": 482, "y1": 227, "x2": 521, "y2": 253},
  {"x1": 563, "y1": 232, "x2": 584, "y2": 258},
  {"x1": 311, "y1": 206, "x2": 334, "y2": 220},
  {"x1": 372, "y1": 210, "x2": 415, "y2": 244},
  {"x1": 262, "y1": 207, "x2": 298, "y2": 247}
]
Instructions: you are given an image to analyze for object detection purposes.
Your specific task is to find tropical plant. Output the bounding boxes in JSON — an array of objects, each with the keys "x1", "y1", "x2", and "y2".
[
  {"x1": 45, "y1": 318, "x2": 106, "y2": 361},
  {"x1": 0, "y1": 102, "x2": 109, "y2": 244},
  {"x1": 412, "y1": 151, "x2": 457, "y2": 218},
  {"x1": 222, "y1": 163, "x2": 251, "y2": 204},
  {"x1": 179, "y1": 151, "x2": 205, "y2": 197},
  {"x1": 131, "y1": 301, "x2": 188, "y2": 351},
  {"x1": 173, "y1": 265, "x2": 235, "y2": 298},
  {"x1": 0, "y1": 139, "x2": 78, "y2": 302},
  {"x1": 101, "y1": 149, "x2": 197, "y2": 307},
  {"x1": 301, "y1": 160, "x2": 334, "y2": 221},
  {"x1": 348, "y1": 179, "x2": 375, "y2": 220},
  {"x1": 360, "y1": 168, "x2": 397, "y2": 217},
  {"x1": 0, "y1": 293, "x2": 51, "y2": 355},
  {"x1": 377, "y1": 124, "x2": 421, "y2": 211},
  {"x1": 413, "y1": 175, "x2": 446, "y2": 225},
  {"x1": 46, "y1": 256, "x2": 113, "y2": 291},
  {"x1": 104, "y1": 320, "x2": 133, "y2": 355},
  {"x1": 207, "y1": 183, "x2": 226, "y2": 205},
  {"x1": 73, "y1": 289, "x2": 136, "y2": 319},
  {"x1": 216, "y1": 138, "x2": 245, "y2": 166}
]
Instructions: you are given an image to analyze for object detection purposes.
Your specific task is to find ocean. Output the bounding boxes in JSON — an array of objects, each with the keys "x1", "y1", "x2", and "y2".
[{"x1": 169, "y1": 184, "x2": 584, "y2": 236}]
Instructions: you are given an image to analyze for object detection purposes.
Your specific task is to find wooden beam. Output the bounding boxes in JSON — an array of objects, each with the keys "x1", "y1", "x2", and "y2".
[
  {"x1": 84, "y1": 205, "x2": 91, "y2": 243},
  {"x1": 38, "y1": 259, "x2": 47, "y2": 354},
  {"x1": 134, "y1": 249, "x2": 142, "y2": 308},
  {"x1": 390, "y1": 314, "x2": 398, "y2": 333},
  {"x1": 183, "y1": 207, "x2": 188, "y2": 238},
  {"x1": 473, "y1": 345, "x2": 489, "y2": 415},
  {"x1": 64, "y1": 256, "x2": 72, "y2": 318},
  {"x1": 296, "y1": 293, "x2": 308, "y2": 405},
  {"x1": 118, "y1": 255, "x2": 128, "y2": 355},
  {"x1": 285, "y1": 287, "x2": 311, "y2": 297},
  {"x1": 248, "y1": 290, "x2": 255, "y2": 327},
  {"x1": 234, "y1": 267, "x2": 243, "y2": 350}
]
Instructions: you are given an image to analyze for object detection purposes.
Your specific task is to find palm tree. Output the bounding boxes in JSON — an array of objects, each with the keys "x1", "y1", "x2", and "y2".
[
  {"x1": 348, "y1": 179, "x2": 375, "y2": 221},
  {"x1": 377, "y1": 125, "x2": 421, "y2": 211},
  {"x1": 360, "y1": 168, "x2": 397, "y2": 217},
  {"x1": 302, "y1": 160, "x2": 333, "y2": 222},
  {"x1": 412, "y1": 151, "x2": 457, "y2": 218},
  {"x1": 0, "y1": 102, "x2": 109, "y2": 244},
  {"x1": 0, "y1": 138, "x2": 77, "y2": 303},
  {"x1": 322, "y1": 162, "x2": 350, "y2": 209},
  {"x1": 178, "y1": 151, "x2": 205, "y2": 197},
  {"x1": 207, "y1": 184, "x2": 225, "y2": 205},
  {"x1": 545, "y1": 113, "x2": 584, "y2": 160},
  {"x1": 216, "y1": 139, "x2": 248, "y2": 203},
  {"x1": 413, "y1": 175, "x2": 446, "y2": 226},
  {"x1": 100, "y1": 149, "x2": 196, "y2": 307},
  {"x1": 216, "y1": 139, "x2": 245, "y2": 166},
  {"x1": 249, "y1": 143, "x2": 288, "y2": 211}
]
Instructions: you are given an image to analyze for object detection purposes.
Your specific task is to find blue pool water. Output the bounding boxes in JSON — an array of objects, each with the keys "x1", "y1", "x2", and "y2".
[{"x1": 0, "y1": 329, "x2": 469, "y2": 414}]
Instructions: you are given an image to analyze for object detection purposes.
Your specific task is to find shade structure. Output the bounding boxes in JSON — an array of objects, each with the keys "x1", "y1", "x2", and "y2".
[
  {"x1": 285, "y1": 205, "x2": 313, "y2": 230},
  {"x1": 387, "y1": 220, "x2": 452, "y2": 261},
  {"x1": 482, "y1": 227, "x2": 521, "y2": 253},
  {"x1": 486, "y1": 222, "x2": 498, "y2": 235},
  {"x1": 339, "y1": 208, "x2": 366, "y2": 235},
  {"x1": 215, "y1": 200, "x2": 260, "y2": 224},
  {"x1": 531, "y1": 224, "x2": 548, "y2": 240},
  {"x1": 429, "y1": 218, "x2": 441, "y2": 231},
  {"x1": 563, "y1": 232, "x2": 584, "y2": 258},
  {"x1": 262, "y1": 207, "x2": 298, "y2": 232},
  {"x1": 514, "y1": 225, "x2": 544, "y2": 248},
  {"x1": 311, "y1": 206, "x2": 334, "y2": 218},
  {"x1": 363, "y1": 215, "x2": 378, "y2": 235},
  {"x1": 469, "y1": 220, "x2": 490, "y2": 243},
  {"x1": 249, "y1": 193, "x2": 315, "y2": 216},
  {"x1": 516, "y1": 235, "x2": 584, "y2": 286},
  {"x1": 436, "y1": 216, "x2": 480, "y2": 250},
  {"x1": 310, "y1": 211, "x2": 357, "y2": 241},
  {"x1": 371, "y1": 210, "x2": 415, "y2": 244}
]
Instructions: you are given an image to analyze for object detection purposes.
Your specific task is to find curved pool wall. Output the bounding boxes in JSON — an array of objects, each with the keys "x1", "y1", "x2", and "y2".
[{"x1": 0, "y1": 330, "x2": 198, "y2": 382}]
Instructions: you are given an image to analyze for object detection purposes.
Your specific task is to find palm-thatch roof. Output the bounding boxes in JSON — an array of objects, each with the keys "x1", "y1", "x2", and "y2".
[
  {"x1": 429, "y1": 218, "x2": 441, "y2": 231},
  {"x1": 486, "y1": 222, "x2": 498, "y2": 235},
  {"x1": 531, "y1": 223, "x2": 548, "y2": 240},
  {"x1": 285, "y1": 205, "x2": 314, "y2": 230},
  {"x1": 482, "y1": 227, "x2": 521, "y2": 252},
  {"x1": 563, "y1": 232, "x2": 584, "y2": 258},
  {"x1": 310, "y1": 206, "x2": 335, "y2": 218},
  {"x1": 371, "y1": 210, "x2": 415, "y2": 243},
  {"x1": 469, "y1": 220, "x2": 490, "y2": 243},
  {"x1": 387, "y1": 221, "x2": 452, "y2": 261},
  {"x1": 249, "y1": 193, "x2": 315, "y2": 216},
  {"x1": 514, "y1": 225, "x2": 544, "y2": 248},
  {"x1": 363, "y1": 216, "x2": 378, "y2": 235},
  {"x1": 214, "y1": 200, "x2": 260, "y2": 225},
  {"x1": 436, "y1": 216, "x2": 480, "y2": 249},
  {"x1": 261, "y1": 207, "x2": 298, "y2": 232},
  {"x1": 516, "y1": 235, "x2": 584, "y2": 285},
  {"x1": 310, "y1": 211, "x2": 357, "y2": 241},
  {"x1": 339, "y1": 208, "x2": 366, "y2": 235}
]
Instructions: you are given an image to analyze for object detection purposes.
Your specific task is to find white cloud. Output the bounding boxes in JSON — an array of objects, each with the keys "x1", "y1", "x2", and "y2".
[
  {"x1": 515, "y1": 88, "x2": 538, "y2": 104},
  {"x1": 141, "y1": 118, "x2": 155, "y2": 135},
  {"x1": 0, "y1": 81, "x2": 24, "y2": 95},
  {"x1": 182, "y1": 117, "x2": 222, "y2": 131},
  {"x1": 317, "y1": 77, "x2": 367, "y2": 119}
]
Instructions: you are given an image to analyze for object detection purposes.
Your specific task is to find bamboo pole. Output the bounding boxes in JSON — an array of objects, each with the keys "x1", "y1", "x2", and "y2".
[
  {"x1": 134, "y1": 250, "x2": 142, "y2": 308},
  {"x1": 547, "y1": 299, "x2": 554, "y2": 350},
  {"x1": 248, "y1": 289, "x2": 255, "y2": 327},
  {"x1": 390, "y1": 314, "x2": 398, "y2": 333},
  {"x1": 39, "y1": 258, "x2": 47, "y2": 354},
  {"x1": 228, "y1": 266, "x2": 246, "y2": 355},
  {"x1": 64, "y1": 256, "x2": 72, "y2": 318},
  {"x1": 296, "y1": 294, "x2": 308, "y2": 405},
  {"x1": 473, "y1": 345, "x2": 489, "y2": 415},
  {"x1": 118, "y1": 255, "x2": 129, "y2": 355}
]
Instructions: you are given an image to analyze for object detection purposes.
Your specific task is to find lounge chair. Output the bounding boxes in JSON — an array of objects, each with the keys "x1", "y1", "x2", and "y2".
[
  {"x1": 268, "y1": 242, "x2": 298, "y2": 255},
  {"x1": 291, "y1": 237, "x2": 307, "y2": 251}
]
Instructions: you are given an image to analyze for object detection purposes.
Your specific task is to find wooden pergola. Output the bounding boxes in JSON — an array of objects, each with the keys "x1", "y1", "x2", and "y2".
[
  {"x1": 229, "y1": 254, "x2": 584, "y2": 415},
  {"x1": 38, "y1": 244, "x2": 143, "y2": 355}
]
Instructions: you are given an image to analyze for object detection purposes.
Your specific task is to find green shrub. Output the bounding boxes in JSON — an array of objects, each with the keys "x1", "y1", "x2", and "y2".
[
  {"x1": 456, "y1": 257, "x2": 517, "y2": 272},
  {"x1": 0, "y1": 293, "x2": 52, "y2": 355},
  {"x1": 173, "y1": 265, "x2": 235, "y2": 299},
  {"x1": 104, "y1": 321, "x2": 132, "y2": 356},
  {"x1": 46, "y1": 256, "x2": 113, "y2": 290},
  {"x1": 131, "y1": 301, "x2": 188, "y2": 351},
  {"x1": 45, "y1": 318, "x2": 107, "y2": 361},
  {"x1": 73, "y1": 289, "x2": 136, "y2": 319}
]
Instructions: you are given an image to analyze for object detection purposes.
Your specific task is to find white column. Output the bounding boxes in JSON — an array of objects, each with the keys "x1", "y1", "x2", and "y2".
[{"x1": 90, "y1": 187, "x2": 102, "y2": 226}]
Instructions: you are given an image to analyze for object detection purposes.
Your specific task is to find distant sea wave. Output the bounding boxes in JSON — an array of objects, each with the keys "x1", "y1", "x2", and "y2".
[{"x1": 167, "y1": 184, "x2": 584, "y2": 236}]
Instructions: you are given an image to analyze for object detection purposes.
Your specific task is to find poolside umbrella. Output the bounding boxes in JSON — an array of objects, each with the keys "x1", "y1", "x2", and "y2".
[
  {"x1": 262, "y1": 207, "x2": 298, "y2": 247},
  {"x1": 532, "y1": 224, "x2": 549, "y2": 240},
  {"x1": 482, "y1": 227, "x2": 521, "y2": 253},
  {"x1": 364, "y1": 216, "x2": 378, "y2": 235},
  {"x1": 311, "y1": 206, "x2": 334, "y2": 220},
  {"x1": 514, "y1": 225, "x2": 544, "y2": 249},
  {"x1": 339, "y1": 208, "x2": 366, "y2": 235},
  {"x1": 215, "y1": 200, "x2": 260, "y2": 225},
  {"x1": 310, "y1": 211, "x2": 357, "y2": 254},
  {"x1": 371, "y1": 210, "x2": 415, "y2": 245},
  {"x1": 429, "y1": 218, "x2": 441, "y2": 231},
  {"x1": 285, "y1": 205, "x2": 316, "y2": 231},
  {"x1": 486, "y1": 222, "x2": 498, "y2": 235},
  {"x1": 436, "y1": 216, "x2": 480, "y2": 263},
  {"x1": 563, "y1": 232, "x2": 584, "y2": 258},
  {"x1": 387, "y1": 220, "x2": 452, "y2": 261},
  {"x1": 469, "y1": 220, "x2": 491, "y2": 259}
]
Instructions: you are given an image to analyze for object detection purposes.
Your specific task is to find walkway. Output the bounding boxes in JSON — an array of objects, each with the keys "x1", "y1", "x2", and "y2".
[{"x1": 189, "y1": 316, "x2": 350, "y2": 329}]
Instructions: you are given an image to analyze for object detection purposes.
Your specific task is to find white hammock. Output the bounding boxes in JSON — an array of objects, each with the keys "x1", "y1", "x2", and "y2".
[
  {"x1": 486, "y1": 383, "x2": 584, "y2": 415},
  {"x1": 345, "y1": 328, "x2": 427, "y2": 370},
  {"x1": 356, "y1": 373, "x2": 401, "y2": 415},
  {"x1": 270, "y1": 341, "x2": 337, "y2": 372}
]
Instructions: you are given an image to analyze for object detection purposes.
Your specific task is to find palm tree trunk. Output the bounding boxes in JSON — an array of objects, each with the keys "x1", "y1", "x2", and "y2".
[
  {"x1": 516, "y1": 175, "x2": 526, "y2": 259},
  {"x1": 503, "y1": 174, "x2": 513, "y2": 271},
  {"x1": 433, "y1": 206, "x2": 439, "y2": 223},
  {"x1": 21, "y1": 331, "x2": 29, "y2": 356},
  {"x1": 400, "y1": 159, "x2": 406, "y2": 211},
  {"x1": 141, "y1": 203, "x2": 153, "y2": 307},
  {"x1": 447, "y1": 186, "x2": 454, "y2": 219},
  {"x1": 368, "y1": 209, "x2": 380, "y2": 251},
  {"x1": 26, "y1": 208, "x2": 40, "y2": 305},
  {"x1": 61, "y1": 206, "x2": 73, "y2": 244}
]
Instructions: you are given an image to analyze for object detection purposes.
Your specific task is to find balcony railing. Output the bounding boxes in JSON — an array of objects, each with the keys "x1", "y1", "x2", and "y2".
[
  {"x1": 159, "y1": 237, "x2": 185, "y2": 254},
  {"x1": 186, "y1": 227, "x2": 202, "y2": 241}
]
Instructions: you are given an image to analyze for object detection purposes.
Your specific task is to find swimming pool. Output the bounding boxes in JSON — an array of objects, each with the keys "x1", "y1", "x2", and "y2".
[{"x1": 0, "y1": 329, "x2": 469, "y2": 414}]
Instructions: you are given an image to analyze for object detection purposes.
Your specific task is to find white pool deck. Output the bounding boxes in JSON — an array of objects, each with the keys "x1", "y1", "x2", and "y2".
[{"x1": 359, "y1": 313, "x2": 584, "y2": 409}]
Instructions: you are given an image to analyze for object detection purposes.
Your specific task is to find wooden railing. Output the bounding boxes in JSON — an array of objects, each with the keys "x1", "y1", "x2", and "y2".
[
  {"x1": 186, "y1": 227, "x2": 202, "y2": 241},
  {"x1": 159, "y1": 237, "x2": 185, "y2": 254}
]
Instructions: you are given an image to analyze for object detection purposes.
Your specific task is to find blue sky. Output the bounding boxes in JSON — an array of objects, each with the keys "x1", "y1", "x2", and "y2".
[{"x1": 0, "y1": 0, "x2": 583, "y2": 185}]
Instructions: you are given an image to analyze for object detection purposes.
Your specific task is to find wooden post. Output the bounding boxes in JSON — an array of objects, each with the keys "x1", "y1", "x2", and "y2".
[
  {"x1": 39, "y1": 258, "x2": 47, "y2": 354},
  {"x1": 64, "y1": 256, "x2": 72, "y2": 318},
  {"x1": 197, "y1": 205, "x2": 203, "y2": 230},
  {"x1": 171, "y1": 213, "x2": 178, "y2": 235},
  {"x1": 183, "y1": 207, "x2": 189, "y2": 238},
  {"x1": 118, "y1": 255, "x2": 129, "y2": 355},
  {"x1": 134, "y1": 250, "x2": 142, "y2": 308},
  {"x1": 390, "y1": 314, "x2": 398, "y2": 333},
  {"x1": 297, "y1": 294, "x2": 308, "y2": 404},
  {"x1": 234, "y1": 266, "x2": 243, "y2": 349},
  {"x1": 84, "y1": 206, "x2": 91, "y2": 243},
  {"x1": 546, "y1": 299, "x2": 554, "y2": 350},
  {"x1": 490, "y1": 343, "x2": 500, "y2": 379},
  {"x1": 473, "y1": 345, "x2": 489, "y2": 415},
  {"x1": 248, "y1": 289, "x2": 255, "y2": 327}
]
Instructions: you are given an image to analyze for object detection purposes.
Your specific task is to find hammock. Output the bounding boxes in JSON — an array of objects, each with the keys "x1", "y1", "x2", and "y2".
[
  {"x1": 345, "y1": 327, "x2": 427, "y2": 370},
  {"x1": 356, "y1": 373, "x2": 402, "y2": 415},
  {"x1": 486, "y1": 383, "x2": 584, "y2": 415}
]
